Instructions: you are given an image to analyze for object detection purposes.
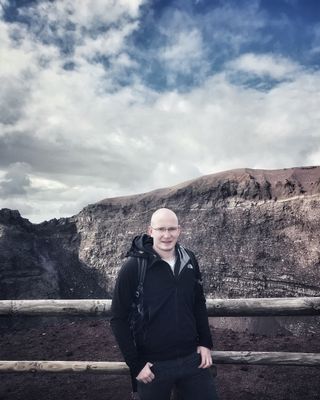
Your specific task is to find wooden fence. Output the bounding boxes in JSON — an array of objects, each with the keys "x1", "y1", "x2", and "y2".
[{"x1": 1, "y1": 297, "x2": 320, "y2": 374}]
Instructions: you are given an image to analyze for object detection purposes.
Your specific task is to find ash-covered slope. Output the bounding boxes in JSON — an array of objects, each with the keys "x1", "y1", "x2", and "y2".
[
  {"x1": 78, "y1": 166, "x2": 320, "y2": 298},
  {"x1": 0, "y1": 209, "x2": 108, "y2": 299},
  {"x1": 1, "y1": 166, "x2": 320, "y2": 301}
]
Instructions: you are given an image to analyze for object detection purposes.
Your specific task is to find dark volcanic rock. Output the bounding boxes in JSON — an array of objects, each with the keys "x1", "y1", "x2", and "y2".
[
  {"x1": 1, "y1": 166, "x2": 320, "y2": 400},
  {"x1": 0, "y1": 209, "x2": 108, "y2": 300},
  {"x1": 76, "y1": 166, "x2": 320, "y2": 301},
  {"x1": 1, "y1": 166, "x2": 320, "y2": 301}
]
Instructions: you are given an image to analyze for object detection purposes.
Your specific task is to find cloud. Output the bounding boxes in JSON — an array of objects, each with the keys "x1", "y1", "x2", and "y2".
[
  {"x1": 137, "y1": 1, "x2": 268, "y2": 88},
  {"x1": 17, "y1": 0, "x2": 145, "y2": 57},
  {"x1": 74, "y1": 21, "x2": 140, "y2": 60},
  {"x1": 0, "y1": 162, "x2": 32, "y2": 198},
  {"x1": 0, "y1": 0, "x2": 320, "y2": 223},
  {"x1": 154, "y1": 9, "x2": 210, "y2": 85},
  {"x1": 310, "y1": 24, "x2": 320, "y2": 55},
  {"x1": 229, "y1": 53, "x2": 302, "y2": 80},
  {"x1": 203, "y1": 0, "x2": 266, "y2": 51},
  {"x1": 0, "y1": 0, "x2": 8, "y2": 15},
  {"x1": 0, "y1": 77, "x2": 29, "y2": 125},
  {"x1": 159, "y1": 28, "x2": 209, "y2": 83},
  {"x1": 1, "y1": 59, "x2": 320, "y2": 222},
  {"x1": 41, "y1": 0, "x2": 142, "y2": 27},
  {"x1": 0, "y1": 21, "x2": 34, "y2": 78}
]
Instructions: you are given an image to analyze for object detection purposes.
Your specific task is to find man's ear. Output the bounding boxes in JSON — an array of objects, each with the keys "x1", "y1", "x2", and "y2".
[
  {"x1": 147, "y1": 225, "x2": 152, "y2": 236},
  {"x1": 177, "y1": 226, "x2": 181, "y2": 237}
]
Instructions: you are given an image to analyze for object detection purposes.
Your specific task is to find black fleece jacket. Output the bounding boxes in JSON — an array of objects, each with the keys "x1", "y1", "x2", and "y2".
[{"x1": 110, "y1": 234, "x2": 213, "y2": 378}]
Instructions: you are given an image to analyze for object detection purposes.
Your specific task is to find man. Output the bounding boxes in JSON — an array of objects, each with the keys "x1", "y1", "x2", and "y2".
[{"x1": 111, "y1": 208, "x2": 218, "y2": 400}]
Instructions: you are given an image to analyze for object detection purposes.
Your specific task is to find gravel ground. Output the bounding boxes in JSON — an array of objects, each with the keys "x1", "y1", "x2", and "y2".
[{"x1": 0, "y1": 317, "x2": 319, "y2": 400}]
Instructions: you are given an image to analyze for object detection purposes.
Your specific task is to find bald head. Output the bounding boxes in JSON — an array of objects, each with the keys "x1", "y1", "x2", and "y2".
[
  {"x1": 148, "y1": 208, "x2": 181, "y2": 258},
  {"x1": 150, "y1": 208, "x2": 179, "y2": 227}
]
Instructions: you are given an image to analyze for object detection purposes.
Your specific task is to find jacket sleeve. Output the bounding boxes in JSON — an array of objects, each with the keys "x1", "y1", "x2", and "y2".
[
  {"x1": 189, "y1": 251, "x2": 213, "y2": 349},
  {"x1": 110, "y1": 258, "x2": 146, "y2": 377}
]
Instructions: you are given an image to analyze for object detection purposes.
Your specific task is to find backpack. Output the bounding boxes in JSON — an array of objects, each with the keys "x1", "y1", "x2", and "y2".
[{"x1": 128, "y1": 257, "x2": 148, "y2": 338}]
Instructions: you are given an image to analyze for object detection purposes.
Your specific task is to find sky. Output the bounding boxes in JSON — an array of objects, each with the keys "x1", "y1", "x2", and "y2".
[{"x1": 0, "y1": 0, "x2": 320, "y2": 223}]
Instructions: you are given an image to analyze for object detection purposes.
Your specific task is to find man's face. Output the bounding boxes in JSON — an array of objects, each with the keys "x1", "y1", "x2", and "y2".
[{"x1": 148, "y1": 211, "x2": 181, "y2": 254}]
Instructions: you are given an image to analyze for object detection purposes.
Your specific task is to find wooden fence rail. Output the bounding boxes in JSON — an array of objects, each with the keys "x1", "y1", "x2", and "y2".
[
  {"x1": 1, "y1": 297, "x2": 320, "y2": 378},
  {"x1": 1, "y1": 297, "x2": 320, "y2": 316},
  {"x1": 1, "y1": 352, "x2": 320, "y2": 374}
]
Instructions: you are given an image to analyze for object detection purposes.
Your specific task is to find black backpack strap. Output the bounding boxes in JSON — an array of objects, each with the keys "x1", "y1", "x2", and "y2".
[
  {"x1": 135, "y1": 257, "x2": 147, "y2": 299},
  {"x1": 185, "y1": 248, "x2": 202, "y2": 283},
  {"x1": 129, "y1": 257, "x2": 148, "y2": 338}
]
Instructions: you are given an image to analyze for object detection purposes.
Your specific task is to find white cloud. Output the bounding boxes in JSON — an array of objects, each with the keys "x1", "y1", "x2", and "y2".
[
  {"x1": 21, "y1": 0, "x2": 144, "y2": 31},
  {"x1": 159, "y1": 28, "x2": 207, "y2": 76},
  {"x1": 151, "y1": 2, "x2": 268, "y2": 86},
  {"x1": 0, "y1": 21, "x2": 34, "y2": 77},
  {"x1": 2, "y1": 60, "x2": 320, "y2": 222},
  {"x1": 31, "y1": 176, "x2": 68, "y2": 191},
  {"x1": 203, "y1": 1, "x2": 267, "y2": 52},
  {"x1": 49, "y1": 0, "x2": 143, "y2": 27},
  {"x1": 229, "y1": 53, "x2": 301, "y2": 79},
  {"x1": 0, "y1": 162, "x2": 32, "y2": 198},
  {"x1": 0, "y1": 0, "x2": 8, "y2": 15},
  {"x1": 310, "y1": 24, "x2": 320, "y2": 55},
  {"x1": 1, "y1": 1, "x2": 320, "y2": 223},
  {"x1": 74, "y1": 21, "x2": 139, "y2": 60}
]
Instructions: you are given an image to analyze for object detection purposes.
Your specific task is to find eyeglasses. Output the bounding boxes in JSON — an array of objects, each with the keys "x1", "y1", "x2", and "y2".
[{"x1": 151, "y1": 226, "x2": 180, "y2": 234}]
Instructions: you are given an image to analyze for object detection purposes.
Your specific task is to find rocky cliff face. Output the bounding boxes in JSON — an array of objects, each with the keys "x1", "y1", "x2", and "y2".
[
  {"x1": 76, "y1": 166, "x2": 320, "y2": 300},
  {"x1": 1, "y1": 166, "x2": 320, "y2": 303},
  {"x1": 0, "y1": 209, "x2": 108, "y2": 299}
]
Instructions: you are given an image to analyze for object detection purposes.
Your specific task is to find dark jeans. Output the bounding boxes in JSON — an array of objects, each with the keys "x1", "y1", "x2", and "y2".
[{"x1": 137, "y1": 352, "x2": 219, "y2": 400}]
